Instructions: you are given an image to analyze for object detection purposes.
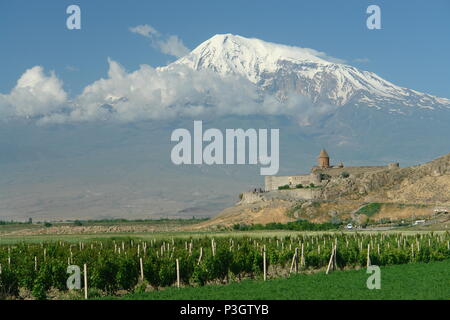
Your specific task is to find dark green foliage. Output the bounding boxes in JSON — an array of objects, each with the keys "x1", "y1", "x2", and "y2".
[
  {"x1": 115, "y1": 256, "x2": 139, "y2": 291},
  {"x1": 357, "y1": 203, "x2": 382, "y2": 217},
  {"x1": 143, "y1": 254, "x2": 162, "y2": 288},
  {"x1": 0, "y1": 232, "x2": 449, "y2": 299},
  {"x1": 340, "y1": 171, "x2": 350, "y2": 178},
  {"x1": 0, "y1": 266, "x2": 19, "y2": 298},
  {"x1": 90, "y1": 255, "x2": 120, "y2": 293},
  {"x1": 158, "y1": 257, "x2": 176, "y2": 287}
]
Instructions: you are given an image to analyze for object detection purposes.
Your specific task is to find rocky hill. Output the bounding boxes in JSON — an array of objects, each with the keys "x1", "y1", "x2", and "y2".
[
  {"x1": 321, "y1": 152, "x2": 450, "y2": 204},
  {"x1": 193, "y1": 153, "x2": 450, "y2": 229}
]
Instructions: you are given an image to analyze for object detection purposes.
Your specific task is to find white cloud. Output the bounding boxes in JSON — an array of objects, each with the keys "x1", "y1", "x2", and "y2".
[
  {"x1": 129, "y1": 24, "x2": 189, "y2": 58},
  {"x1": 129, "y1": 24, "x2": 159, "y2": 38},
  {"x1": 1, "y1": 59, "x2": 333, "y2": 125},
  {"x1": 33, "y1": 58, "x2": 329, "y2": 124},
  {"x1": 157, "y1": 35, "x2": 190, "y2": 58},
  {"x1": 353, "y1": 57, "x2": 370, "y2": 63},
  {"x1": 65, "y1": 65, "x2": 79, "y2": 72},
  {"x1": 301, "y1": 48, "x2": 346, "y2": 64},
  {"x1": 0, "y1": 66, "x2": 67, "y2": 118}
]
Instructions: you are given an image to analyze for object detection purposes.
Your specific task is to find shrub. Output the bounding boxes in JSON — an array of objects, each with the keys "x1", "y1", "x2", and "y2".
[
  {"x1": 319, "y1": 173, "x2": 331, "y2": 180},
  {"x1": 0, "y1": 266, "x2": 19, "y2": 299},
  {"x1": 90, "y1": 256, "x2": 120, "y2": 293},
  {"x1": 357, "y1": 203, "x2": 382, "y2": 217},
  {"x1": 278, "y1": 185, "x2": 290, "y2": 190},
  {"x1": 295, "y1": 184, "x2": 303, "y2": 189},
  {"x1": 115, "y1": 256, "x2": 139, "y2": 291},
  {"x1": 340, "y1": 171, "x2": 350, "y2": 178}
]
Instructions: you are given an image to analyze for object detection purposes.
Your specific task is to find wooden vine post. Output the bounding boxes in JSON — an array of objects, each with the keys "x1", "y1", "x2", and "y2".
[
  {"x1": 139, "y1": 258, "x2": 144, "y2": 281},
  {"x1": 263, "y1": 245, "x2": 267, "y2": 281},
  {"x1": 197, "y1": 247, "x2": 203, "y2": 265},
  {"x1": 301, "y1": 243, "x2": 305, "y2": 267},
  {"x1": 176, "y1": 258, "x2": 180, "y2": 288},
  {"x1": 83, "y1": 264, "x2": 88, "y2": 300},
  {"x1": 326, "y1": 244, "x2": 336, "y2": 275},
  {"x1": 333, "y1": 238, "x2": 337, "y2": 269}
]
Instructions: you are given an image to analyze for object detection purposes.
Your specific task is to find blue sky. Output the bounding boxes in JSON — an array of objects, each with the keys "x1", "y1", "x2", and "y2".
[{"x1": 0, "y1": 0, "x2": 449, "y2": 98}]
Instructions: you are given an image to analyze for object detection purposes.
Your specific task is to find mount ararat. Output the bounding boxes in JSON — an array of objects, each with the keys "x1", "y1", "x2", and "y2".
[{"x1": 1, "y1": 34, "x2": 450, "y2": 221}]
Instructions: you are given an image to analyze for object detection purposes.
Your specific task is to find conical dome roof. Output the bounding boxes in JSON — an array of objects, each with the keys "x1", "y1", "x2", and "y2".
[{"x1": 319, "y1": 149, "x2": 329, "y2": 158}]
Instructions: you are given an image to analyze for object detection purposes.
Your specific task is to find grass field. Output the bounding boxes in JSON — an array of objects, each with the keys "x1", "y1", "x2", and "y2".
[
  {"x1": 112, "y1": 259, "x2": 450, "y2": 300},
  {"x1": 0, "y1": 229, "x2": 445, "y2": 245}
]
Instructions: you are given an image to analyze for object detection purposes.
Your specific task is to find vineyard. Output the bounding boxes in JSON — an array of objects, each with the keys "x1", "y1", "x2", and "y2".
[{"x1": 0, "y1": 232, "x2": 449, "y2": 299}]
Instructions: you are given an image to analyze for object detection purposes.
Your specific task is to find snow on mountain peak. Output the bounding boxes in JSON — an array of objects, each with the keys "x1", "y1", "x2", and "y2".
[
  {"x1": 169, "y1": 34, "x2": 450, "y2": 110},
  {"x1": 173, "y1": 33, "x2": 333, "y2": 82}
]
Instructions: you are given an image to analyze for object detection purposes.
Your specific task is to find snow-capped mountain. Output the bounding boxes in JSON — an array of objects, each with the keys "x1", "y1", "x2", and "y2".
[{"x1": 170, "y1": 34, "x2": 450, "y2": 111}]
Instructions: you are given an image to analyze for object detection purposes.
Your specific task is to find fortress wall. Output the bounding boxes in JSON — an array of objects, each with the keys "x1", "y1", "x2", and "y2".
[
  {"x1": 266, "y1": 188, "x2": 321, "y2": 200},
  {"x1": 265, "y1": 174, "x2": 314, "y2": 191},
  {"x1": 265, "y1": 176, "x2": 290, "y2": 191},
  {"x1": 314, "y1": 166, "x2": 387, "y2": 177},
  {"x1": 239, "y1": 192, "x2": 264, "y2": 204},
  {"x1": 240, "y1": 188, "x2": 320, "y2": 204},
  {"x1": 289, "y1": 175, "x2": 314, "y2": 186}
]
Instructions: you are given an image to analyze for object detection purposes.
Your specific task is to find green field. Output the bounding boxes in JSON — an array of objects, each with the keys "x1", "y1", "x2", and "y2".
[
  {"x1": 1, "y1": 221, "x2": 449, "y2": 300},
  {"x1": 114, "y1": 259, "x2": 450, "y2": 300},
  {"x1": 0, "y1": 230, "x2": 333, "y2": 245},
  {"x1": 1, "y1": 227, "x2": 444, "y2": 245}
]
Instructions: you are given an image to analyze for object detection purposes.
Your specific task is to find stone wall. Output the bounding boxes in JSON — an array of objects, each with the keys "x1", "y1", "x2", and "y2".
[
  {"x1": 265, "y1": 189, "x2": 321, "y2": 201},
  {"x1": 239, "y1": 192, "x2": 265, "y2": 204},
  {"x1": 239, "y1": 188, "x2": 321, "y2": 204},
  {"x1": 313, "y1": 166, "x2": 387, "y2": 177},
  {"x1": 265, "y1": 174, "x2": 315, "y2": 191}
]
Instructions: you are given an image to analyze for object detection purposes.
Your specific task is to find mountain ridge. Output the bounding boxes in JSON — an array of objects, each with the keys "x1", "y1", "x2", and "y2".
[{"x1": 167, "y1": 33, "x2": 450, "y2": 112}]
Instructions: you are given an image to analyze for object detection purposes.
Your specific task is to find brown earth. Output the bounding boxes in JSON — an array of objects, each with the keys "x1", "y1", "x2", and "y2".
[
  {"x1": 0, "y1": 222, "x2": 190, "y2": 237},
  {"x1": 189, "y1": 200, "x2": 294, "y2": 230}
]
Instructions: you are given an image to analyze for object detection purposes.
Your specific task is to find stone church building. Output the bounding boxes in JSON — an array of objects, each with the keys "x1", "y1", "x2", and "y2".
[{"x1": 264, "y1": 149, "x2": 399, "y2": 191}]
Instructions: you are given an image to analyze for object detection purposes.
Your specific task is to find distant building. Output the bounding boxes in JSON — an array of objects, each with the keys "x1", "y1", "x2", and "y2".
[
  {"x1": 264, "y1": 149, "x2": 400, "y2": 191},
  {"x1": 317, "y1": 149, "x2": 330, "y2": 169}
]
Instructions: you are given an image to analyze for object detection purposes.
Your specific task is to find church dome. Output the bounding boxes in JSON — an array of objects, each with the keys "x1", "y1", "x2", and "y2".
[
  {"x1": 317, "y1": 149, "x2": 330, "y2": 168},
  {"x1": 319, "y1": 149, "x2": 329, "y2": 158}
]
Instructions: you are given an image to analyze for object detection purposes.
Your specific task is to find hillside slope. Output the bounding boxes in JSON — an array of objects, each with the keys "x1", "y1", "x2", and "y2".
[{"x1": 194, "y1": 153, "x2": 450, "y2": 229}]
